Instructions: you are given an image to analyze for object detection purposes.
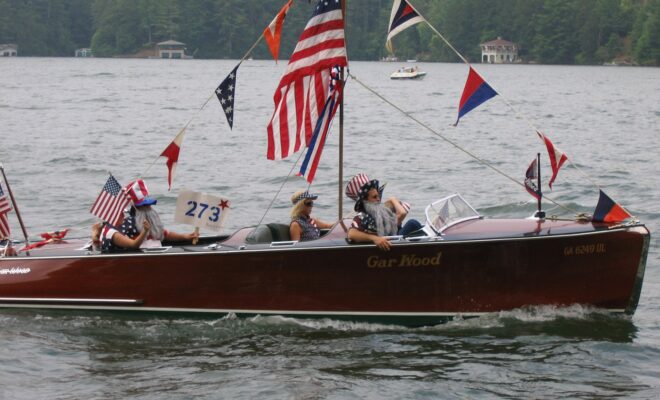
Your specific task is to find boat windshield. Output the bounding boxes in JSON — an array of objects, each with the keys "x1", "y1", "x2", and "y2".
[{"x1": 425, "y1": 194, "x2": 481, "y2": 234}]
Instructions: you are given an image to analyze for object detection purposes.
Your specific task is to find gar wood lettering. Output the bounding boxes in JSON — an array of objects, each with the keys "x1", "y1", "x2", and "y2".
[{"x1": 367, "y1": 252, "x2": 442, "y2": 268}]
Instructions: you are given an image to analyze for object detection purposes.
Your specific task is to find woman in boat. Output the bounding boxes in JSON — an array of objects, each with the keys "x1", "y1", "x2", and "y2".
[
  {"x1": 289, "y1": 190, "x2": 333, "y2": 241},
  {"x1": 94, "y1": 211, "x2": 152, "y2": 253},
  {"x1": 346, "y1": 174, "x2": 422, "y2": 250},
  {"x1": 94, "y1": 195, "x2": 198, "y2": 253},
  {"x1": 130, "y1": 197, "x2": 198, "y2": 245}
]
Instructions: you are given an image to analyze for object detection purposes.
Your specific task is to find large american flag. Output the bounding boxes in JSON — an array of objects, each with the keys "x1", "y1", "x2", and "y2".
[
  {"x1": 90, "y1": 175, "x2": 131, "y2": 226},
  {"x1": 0, "y1": 182, "x2": 12, "y2": 238},
  {"x1": 266, "y1": 0, "x2": 348, "y2": 160}
]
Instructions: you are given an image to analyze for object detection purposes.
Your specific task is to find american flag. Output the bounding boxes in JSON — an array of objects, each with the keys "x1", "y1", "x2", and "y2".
[
  {"x1": 266, "y1": 0, "x2": 348, "y2": 160},
  {"x1": 90, "y1": 175, "x2": 131, "y2": 226},
  {"x1": 298, "y1": 66, "x2": 343, "y2": 183},
  {"x1": 0, "y1": 182, "x2": 12, "y2": 238}
]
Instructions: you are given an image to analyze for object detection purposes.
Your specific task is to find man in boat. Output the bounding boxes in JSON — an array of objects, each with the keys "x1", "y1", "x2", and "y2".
[
  {"x1": 289, "y1": 190, "x2": 334, "y2": 241},
  {"x1": 346, "y1": 174, "x2": 422, "y2": 251}
]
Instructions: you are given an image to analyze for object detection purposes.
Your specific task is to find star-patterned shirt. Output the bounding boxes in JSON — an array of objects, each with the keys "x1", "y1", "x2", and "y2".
[
  {"x1": 100, "y1": 216, "x2": 139, "y2": 253},
  {"x1": 291, "y1": 215, "x2": 321, "y2": 241}
]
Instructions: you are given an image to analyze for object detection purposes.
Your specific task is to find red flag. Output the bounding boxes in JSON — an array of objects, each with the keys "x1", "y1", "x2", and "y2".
[
  {"x1": 264, "y1": 0, "x2": 293, "y2": 63},
  {"x1": 266, "y1": 0, "x2": 348, "y2": 160},
  {"x1": 593, "y1": 190, "x2": 632, "y2": 223},
  {"x1": 160, "y1": 128, "x2": 186, "y2": 190},
  {"x1": 537, "y1": 131, "x2": 567, "y2": 189}
]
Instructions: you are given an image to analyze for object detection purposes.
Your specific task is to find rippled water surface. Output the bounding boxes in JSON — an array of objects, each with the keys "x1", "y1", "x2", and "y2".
[{"x1": 0, "y1": 58, "x2": 659, "y2": 399}]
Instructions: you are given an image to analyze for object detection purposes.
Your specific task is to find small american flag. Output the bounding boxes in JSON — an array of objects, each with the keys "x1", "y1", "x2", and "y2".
[
  {"x1": 266, "y1": 0, "x2": 348, "y2": 160},
  {"x1": 90, "y1": 175, "x2": 131, "y2": 226},
  {"x1": 0, "y1": 182, "x2": 12, "y2": 238}
]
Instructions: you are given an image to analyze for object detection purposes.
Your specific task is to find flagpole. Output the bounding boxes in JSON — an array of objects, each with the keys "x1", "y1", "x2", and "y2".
[
  {"x1": 338, "y1": 67, "x2": 345, "y2": 225},
  {"x1": 0, "y1": 164, "x2": 30, "y2": 249},
  {"x1": 536, "y1": 152, "x2": 544, "y2": 219},
  {"x1": 338, "y1": 0, "x2": 347, "y2": 227}
]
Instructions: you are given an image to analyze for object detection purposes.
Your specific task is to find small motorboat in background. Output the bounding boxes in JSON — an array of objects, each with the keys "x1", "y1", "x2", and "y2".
[{"x1": 390, "y1": 65, "x2": 427, "y2": 80}]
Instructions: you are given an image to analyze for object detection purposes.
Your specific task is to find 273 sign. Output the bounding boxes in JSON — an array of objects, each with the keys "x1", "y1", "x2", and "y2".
[{"x1": 174, "y1": 190, "x2": 230, "y2": 232}]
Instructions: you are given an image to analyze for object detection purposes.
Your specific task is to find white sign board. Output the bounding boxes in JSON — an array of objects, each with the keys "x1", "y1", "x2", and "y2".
[{"x1": 174, "y1": 190, "x2": 230, "y2": 232}]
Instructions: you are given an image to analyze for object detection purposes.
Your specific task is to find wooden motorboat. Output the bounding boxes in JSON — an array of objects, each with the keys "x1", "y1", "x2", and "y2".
[{"x1": 0, "y1": 195, "x2": 649, "y2": 326}]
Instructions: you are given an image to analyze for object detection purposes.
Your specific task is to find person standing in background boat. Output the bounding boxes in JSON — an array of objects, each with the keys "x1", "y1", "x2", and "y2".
[
  {"x1": 346, "y1": 174, "x2": 422, "y2": 251},
  {"x1": 289, "y1": 190, "x2": 334, "y2": 241}
]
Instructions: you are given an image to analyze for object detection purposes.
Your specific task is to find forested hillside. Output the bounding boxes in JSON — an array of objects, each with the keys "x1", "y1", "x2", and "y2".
[{"x1": 0, "y1": 0, "x2": 658, "y2": 65}]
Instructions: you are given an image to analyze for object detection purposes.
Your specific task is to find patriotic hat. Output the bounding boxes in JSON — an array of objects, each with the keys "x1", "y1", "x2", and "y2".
[
  {"x1": 291, "y1": 190, "x2": 318, "y2": 205},
  {"x1": 346, "y1": 174, "x2": 385, "y2": 201},
  {"x1": 125, "y1": 179, "x2": 157, "y2": 207},
  {"x1": 346, "y1": 174, "x2": 386, "y2": 212}
]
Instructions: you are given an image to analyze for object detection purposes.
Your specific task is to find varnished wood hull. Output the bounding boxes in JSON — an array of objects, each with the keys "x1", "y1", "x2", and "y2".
[{"x1": 0, "y1": 219, "x2": 650, "y2": 325}]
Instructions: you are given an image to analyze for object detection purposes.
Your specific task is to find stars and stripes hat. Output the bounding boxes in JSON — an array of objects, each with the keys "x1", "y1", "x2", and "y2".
[
  {"x1": 125, "y1": 179, "x2": 157, "y2": 207},
  {"x1": 345, "y1": 174, "x2": 385, "y2": 201},
  {"x1": 291, "y1": 190, "x2": 318, "y2": 205}
]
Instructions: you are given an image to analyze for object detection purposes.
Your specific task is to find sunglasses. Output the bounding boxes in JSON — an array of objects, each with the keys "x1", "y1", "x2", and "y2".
[{"x1": 304, "y1": 201, "x2": 314, "y2": 206}]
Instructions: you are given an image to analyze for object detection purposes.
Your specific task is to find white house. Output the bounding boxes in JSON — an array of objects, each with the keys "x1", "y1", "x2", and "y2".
[
  {"x1": 0, "y1": 43, "x2": 18, "y2": 57},
  {"x1": 75, "y1": 48, "x2": 93, "y2": 57},
  {"x1": 156, "y1": 40, "x2": 191, "y2": 59},
  {"x1": 480, "y1": 37, "x2": 518, "y2": 64}
]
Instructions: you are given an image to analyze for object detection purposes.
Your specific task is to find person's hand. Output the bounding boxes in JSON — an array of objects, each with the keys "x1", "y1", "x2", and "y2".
[
  {"x1": 187, "y1": 231, "x2": 200, "y2": 240},
  {"x1": 142, "y1": 220, "x2": 151, "y2": 232},
  {"x1": 373, "y1": 235, "x2": 391, "y2": 251}
]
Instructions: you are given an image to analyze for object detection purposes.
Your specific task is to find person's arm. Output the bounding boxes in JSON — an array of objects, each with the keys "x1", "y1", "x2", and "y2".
[
  {"x1": 91, "y1": 223, "x2": 102, "y2": 249},
  {"x1": 348, "y1": 228, "x2": 391, "y2": 251},
  {"x1": 164, "y1": 229, "x2": 199, "y2": 242},
  {"x1": 112, "y1": 220, "x2": 151, "y2": 249},
  {"x1": 314, "y1": 219, "x2": 335, "y2": 230},
  {"x1": 386, "y1": 197, "x2": 408, "y2": 225},
  {"x1": 290, "y1": 221, "x2": 302, "y2": 241}
]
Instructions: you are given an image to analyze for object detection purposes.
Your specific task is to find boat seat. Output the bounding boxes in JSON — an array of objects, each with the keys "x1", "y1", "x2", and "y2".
[
  {"x1": 245, "y1": 225, "x2": 273, "y2": 244},
  {"x1": 267, "y1": 223, "x2": 291, "y2": 242}
]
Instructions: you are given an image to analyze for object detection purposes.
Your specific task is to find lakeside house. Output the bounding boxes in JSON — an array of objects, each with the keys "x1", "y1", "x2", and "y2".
[
  {"x1": 75, "y1": 48, "x2": 93, "y2": 57},
  {"x1": 1, "y1": 43, "x2": 18, "y2": 57},
  {"x1": 155, "y1": 40, "x2": 192, "y2": 59},
  {"x1": 480, "y1": 37, "x2": 518, "y2": 63}
]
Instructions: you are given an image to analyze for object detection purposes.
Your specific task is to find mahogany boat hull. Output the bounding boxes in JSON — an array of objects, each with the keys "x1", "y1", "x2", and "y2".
[{"x1": 0, "y1": 219, "x2": 650, "y2": 325}]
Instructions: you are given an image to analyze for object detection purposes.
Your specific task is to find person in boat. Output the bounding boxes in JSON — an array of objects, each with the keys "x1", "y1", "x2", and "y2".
[
  {"x1": 94, "y1": 213, "x2": 152, "y2": 253},
  {"x1": 289, "y1": 190, "x2": 334, "y2": 241},
  {"x1": 94, "y1": 193, "x2": 198, "y2": 253},
  {"x1": 346, "y1": 174, "x2": 422, "y2": 251}
]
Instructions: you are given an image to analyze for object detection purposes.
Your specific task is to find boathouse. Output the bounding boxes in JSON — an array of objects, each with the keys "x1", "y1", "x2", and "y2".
[
  {"x1": 0, "y1": 43, "x2": 18, "y2": 57},
  {"x1": 156, "y1": 40, "x2": 191, "y2": 59},
  {"x1": 75, "y1": 48, "x2": 93, "y2": 57},
  {"x1": 480, "y1": 37, "x2": 518, "y2": 64}
]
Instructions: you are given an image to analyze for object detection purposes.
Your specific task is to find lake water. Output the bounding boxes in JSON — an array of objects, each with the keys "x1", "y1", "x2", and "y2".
[{"x1": 0, "y1": 58, "x2": 659, "y2": 399}]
